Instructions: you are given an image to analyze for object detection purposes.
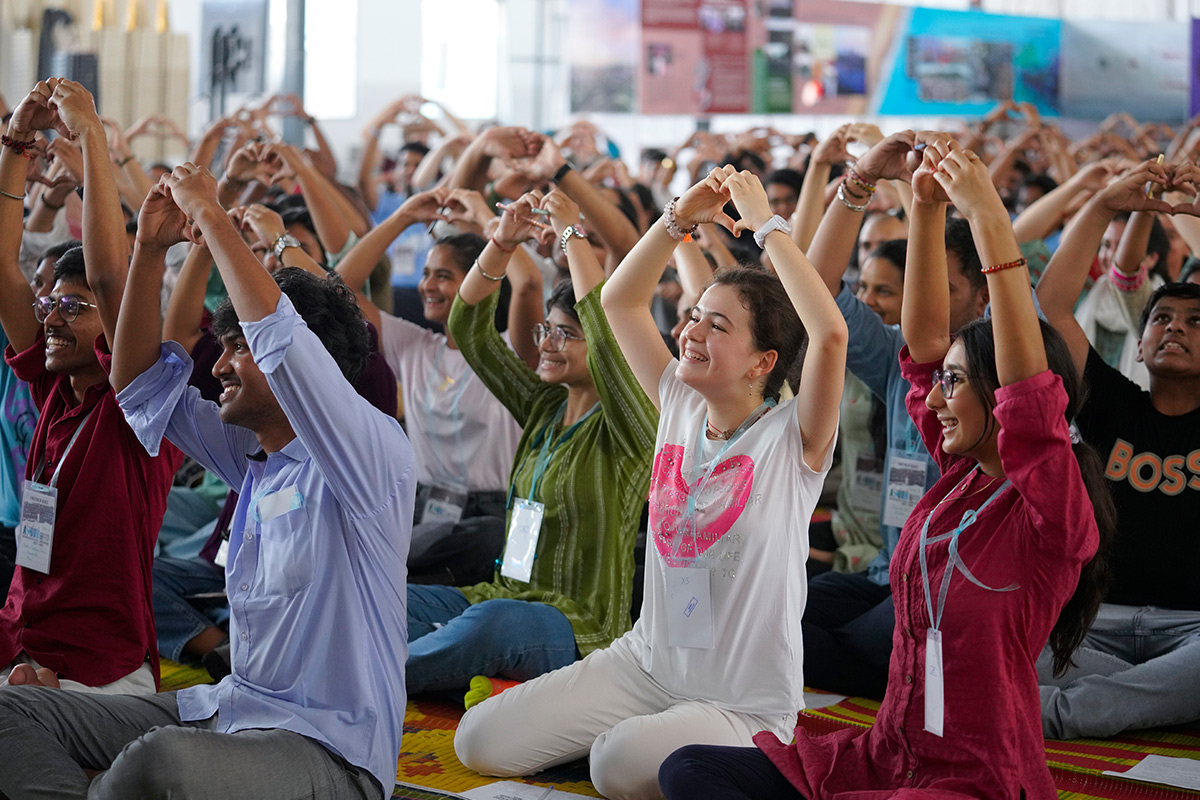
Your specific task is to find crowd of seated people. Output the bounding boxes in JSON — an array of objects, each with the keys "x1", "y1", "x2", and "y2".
[{"x1": 0, "y1": 78, "x2": 1199, "y2": 800}]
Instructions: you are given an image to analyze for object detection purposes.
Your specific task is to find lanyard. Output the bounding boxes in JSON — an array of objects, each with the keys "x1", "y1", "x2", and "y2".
[
  {"x1": 33, "y1": 407, "x2": 96, "y2": 489},
  {"x1": 671, "y1": 400, "x2": 775, "y2": 565},
  {"x1": 918, "y1": 466, "x2": 1016, "y2": 632},
  {"x1": 509, "y1": 399, "x2": 599, "y2": 507}
]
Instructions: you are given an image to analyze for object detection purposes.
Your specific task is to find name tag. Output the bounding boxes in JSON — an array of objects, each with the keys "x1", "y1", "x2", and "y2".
[
  {"x1": 851, "y1": 453, "x2": 885, "y2": 512},
  {"x1": 16, "y1": 480, "x2": 57, "y2": 574},
  {"x1": 664, "y1": 566, "x2": 714, "y2": 649},
  {"x1": 420, "y1": 483, "x2": 468, "y2": 525},
  {"x1": 925, "y1": 628, "x2": 945, "y2": 737},
  {"x1": 214, "y1": 538, "x2": 230, "y2": 568},
  {"x1": 500, "y1": 498, "x2": 544, "y2": 583},
  {"x1": 883, "y1": 455, "x2": 927, "y2": 528}
]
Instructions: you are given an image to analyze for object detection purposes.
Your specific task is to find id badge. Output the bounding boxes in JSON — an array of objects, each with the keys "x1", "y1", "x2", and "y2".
[
  {"x1": 214, "y1": 538, "x2": 230, "y2": 568},
  {"x1": 16, "y1": 480, "x2": 57, "y2": 574},
  {"x1": 500, "y1": 498, "x2": 544, "y2": 583},
  {"x1": 664, "y1": 566, "x2": 714, "y2": 649},
  {"x1": 924, "y1": 628, "x2": 945, "y2": 737},
  {"x1": 883, "y1": 455, "x2": 927, "y2": 528},
  {"x1": 421, "y1": 483, "x2": 468, "y2": 525},
  {"x1": 850, "y1": 454, "x2": 884, "y2": 512}
]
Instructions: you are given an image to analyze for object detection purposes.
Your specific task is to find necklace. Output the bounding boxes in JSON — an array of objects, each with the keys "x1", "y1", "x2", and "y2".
[
  {"x1": 705, "y1": 420, "x2": 736, "y2": 440},
  {"x1": 959, "y1": 471, "x2": 1002, "y2": 500}
]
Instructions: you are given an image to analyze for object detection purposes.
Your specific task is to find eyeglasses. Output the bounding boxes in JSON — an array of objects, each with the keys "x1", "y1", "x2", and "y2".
[
  {"x1": 532, "y1": 323, "x2": 585, "y2": 352},
  {"x1": 931, "y1": 368, "x2": 963, "y2": 399},
  {"x1": 32, "y1": 295, "x2": 98, "y2": 323}
]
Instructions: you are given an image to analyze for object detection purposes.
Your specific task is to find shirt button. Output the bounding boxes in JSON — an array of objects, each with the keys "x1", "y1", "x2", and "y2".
[
  {"x1": 244, "y1": 532, "x2": 253, "y2": 542},
  {"x1": 902, "y1": 573, "x2": 908, "y2": 582},
  {"x1": 240, "y1": 632, "x2": 248, "y2": 641},
  {"x1": 240, "y1": 583, "x2": 249, "y2": 591},
  {"x1": 905, "y1": 674, "x2": 913, "y2": 684},
  {"x1": 906, "y1": 770, "x2": 914, "y2": 779}
]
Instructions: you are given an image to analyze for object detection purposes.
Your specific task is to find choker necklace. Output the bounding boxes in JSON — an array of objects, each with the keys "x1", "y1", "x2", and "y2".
[{"x1": 705, "y1": 420, "x2": 737, "y2": 440}]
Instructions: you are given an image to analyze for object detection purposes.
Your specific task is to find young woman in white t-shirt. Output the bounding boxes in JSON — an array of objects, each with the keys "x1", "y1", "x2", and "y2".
[
  {"x1": 453, "y1": 167, "x2": 847, "y2": 800},
  {"x1": 335, "y1": 188, "x2": 544, "y2": 585}
]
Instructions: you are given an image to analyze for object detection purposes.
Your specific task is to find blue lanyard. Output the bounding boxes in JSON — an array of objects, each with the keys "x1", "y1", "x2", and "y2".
[
  {"x1": 509, "y1": 400, "x2": 599, "y2": 507},
  {"x1": 918, "y1": 467, "x2": 1016, "y2": 632},
  {"x1": 671, "y1": 400, "x2": 775, "y2": 565}
]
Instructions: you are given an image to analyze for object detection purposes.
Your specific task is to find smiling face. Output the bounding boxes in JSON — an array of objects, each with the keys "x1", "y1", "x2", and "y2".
[
  {"x1": 856, "y1": 256, "x2": 904, "y2": 326},
  {"x1": 417, "y1": 244, "x2": 468, "y2": 324},
  {"x1": 676, "y1": 283, "x2": 775, "y2": 399},
  {"x1": 535, "y1": 308, "x2": 591, "y2": 389},
  {"x1": 42, "y1": 279, "x2": 104, "y2": 379},
  {"x1": 1138, "y1": 296, "x2": 1200, "y2": 377},
  {"x1": 926, "y1": 339, "x2": 996, "y2": 460},
  {"x1": 212, "y1": 331, "x2": 288, "y2": 434}
]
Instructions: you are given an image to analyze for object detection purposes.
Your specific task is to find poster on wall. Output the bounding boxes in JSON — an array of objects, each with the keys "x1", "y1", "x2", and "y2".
[
  {"x1": 641, "y1": 0, "x2": 751, "y2": 114},
  {"x1": 877, "y1": 7, "x2": 1061, "y2": 116},
  {"x1": 751, "y1": 0, "x2": 899, "y2": 115},
  {"x1": 568, "y1": 0, "x2": 638, "y2": 113},
  {"x1": 1060, "y1": 20, "x2": 1187, "y2": 122}
]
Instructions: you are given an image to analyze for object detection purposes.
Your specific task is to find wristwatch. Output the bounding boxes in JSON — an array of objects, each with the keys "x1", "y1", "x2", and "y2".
[
  {"x1": 272, "y1": 233, "x2": 302, "y2": 260},
  {"x1": 559, "y1": 224, "x2": 587, "y2": 254},
  {"x1": 753, "y1": 214, "x2": 792, "y2": 249}
]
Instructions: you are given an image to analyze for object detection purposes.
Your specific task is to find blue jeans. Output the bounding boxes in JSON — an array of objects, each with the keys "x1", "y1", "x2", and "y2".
[
  {"x1": 406, "y1": 585, "x2": 578, "y2": 695},
  {"x1": 1039, "y1": 603, "x2": 1200, "y2": 739},
  {"x1": 153, "y1": 556, "x2": 228, "y2": 662}
]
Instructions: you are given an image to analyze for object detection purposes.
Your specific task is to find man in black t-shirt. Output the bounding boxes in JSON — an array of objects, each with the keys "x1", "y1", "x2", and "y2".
[{"x1": 1036, "y1": 164, "x2": 1200, "y2": 739}]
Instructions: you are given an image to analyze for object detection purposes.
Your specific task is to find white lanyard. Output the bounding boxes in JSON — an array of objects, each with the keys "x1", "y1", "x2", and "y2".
[{"x1": 34, "y1": 407, "x2": 96, "y2": 489}]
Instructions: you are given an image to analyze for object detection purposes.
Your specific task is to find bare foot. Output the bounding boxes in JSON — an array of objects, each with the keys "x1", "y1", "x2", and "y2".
[{"x1": 5, "y1": 664, "x2": 61, "y2": 688}]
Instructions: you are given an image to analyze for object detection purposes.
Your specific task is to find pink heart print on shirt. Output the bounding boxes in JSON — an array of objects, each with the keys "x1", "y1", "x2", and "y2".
[{"x1": 650, "y1": 443, "x2": 755, "y2": 567}]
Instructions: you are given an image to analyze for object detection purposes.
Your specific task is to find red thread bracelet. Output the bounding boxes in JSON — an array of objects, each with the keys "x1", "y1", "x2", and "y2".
[{"x1": 490, "y1": 237, "x2": 516, "y2": 253}]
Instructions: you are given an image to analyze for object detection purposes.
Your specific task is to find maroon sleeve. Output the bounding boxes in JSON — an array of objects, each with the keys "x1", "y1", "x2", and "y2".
[
  {"x1": 6, "y1": 330, "x2": 54, "y2": 407},
  {"x1": 994, "y1": 370, "x2": 1099, "y2": 559}
]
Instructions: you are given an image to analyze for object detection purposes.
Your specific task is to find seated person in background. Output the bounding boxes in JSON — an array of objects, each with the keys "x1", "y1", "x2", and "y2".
[
  {"x1": 659, "y1": 137, "x2": 1113, "y2": 800},
  {"x1": 0, "y1": 160, "x2": 413, "y2": 799},
  {"x1": 1036, "y1": 158, "x2": 1200, "y2": 740},
  {"x1": 404, "y1": 190, "x2": 657, "y2": 697},
  {"x1": 0, "y1": 79, "x2": 180, "y2": 693},
  {"x1": 336, "y1": 187, "x2": 540, "y2": 586},
  {"x1": 456, "y1": 166, "x2": 845, "y2": 800}
]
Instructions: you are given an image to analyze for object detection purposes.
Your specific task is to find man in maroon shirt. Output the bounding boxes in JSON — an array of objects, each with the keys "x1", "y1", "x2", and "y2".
[{"x1": 0, "y1": 79, "x2": 179, "y2": 691}]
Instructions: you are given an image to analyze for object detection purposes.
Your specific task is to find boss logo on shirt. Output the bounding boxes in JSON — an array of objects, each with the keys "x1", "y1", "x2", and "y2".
[{"x1": 1105, "y1": 438, "x2": 1200, "y2": 495}]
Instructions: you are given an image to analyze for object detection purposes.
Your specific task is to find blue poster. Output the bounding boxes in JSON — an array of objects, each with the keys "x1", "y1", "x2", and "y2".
[{"x1": 877, "y1": 7, "x2": 1060, "y2": 117}]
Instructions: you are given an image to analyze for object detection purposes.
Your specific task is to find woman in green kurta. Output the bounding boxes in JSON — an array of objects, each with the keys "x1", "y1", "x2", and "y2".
[{"x1": 404, "y1": 189, "x2": 657, "y2": 694}]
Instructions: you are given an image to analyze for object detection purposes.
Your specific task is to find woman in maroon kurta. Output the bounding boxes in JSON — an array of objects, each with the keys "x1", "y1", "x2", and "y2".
[{"x1": 659, "y1": 139, "x2": 1116, "y2": 800}]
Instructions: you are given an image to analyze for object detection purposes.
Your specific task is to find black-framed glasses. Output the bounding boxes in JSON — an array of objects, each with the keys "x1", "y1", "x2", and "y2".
[
  {"x1": 532, "y1": 323, "x2": 585, "y2": 352},
  {"x1": 32, "y1": 295, "x2": 98, "y2": 324},
  {"x1": 931, "y1": 368, "x2": 963, "y2": 399}
]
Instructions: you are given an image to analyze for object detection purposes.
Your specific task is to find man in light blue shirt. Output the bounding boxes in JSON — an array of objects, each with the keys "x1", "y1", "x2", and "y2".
[{"x1": 0, "y1": 163, "x2": 413, "y2": 800}]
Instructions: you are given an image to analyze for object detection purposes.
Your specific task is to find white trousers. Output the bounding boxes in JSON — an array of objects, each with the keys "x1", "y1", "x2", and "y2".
[
  {"x1": 454, "y1": 634, "x2": 793, "y2": 800},
  {"x1": 2, "y1": 653, "x2": 157, "y2": 694}
]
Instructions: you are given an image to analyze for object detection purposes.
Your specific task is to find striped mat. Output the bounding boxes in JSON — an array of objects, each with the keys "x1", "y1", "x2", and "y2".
[
  {"x1": 159, "y1": 661, "x2": 599, "y2": 799},
  {"x1": 799, "y1": 696, "x2": 1200, "y2": 800}
]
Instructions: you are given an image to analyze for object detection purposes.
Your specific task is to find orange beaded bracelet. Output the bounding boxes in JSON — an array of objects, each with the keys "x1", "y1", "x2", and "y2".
[{"x1": 981, "y1": 256, "x2": 1027, "y2": 275}]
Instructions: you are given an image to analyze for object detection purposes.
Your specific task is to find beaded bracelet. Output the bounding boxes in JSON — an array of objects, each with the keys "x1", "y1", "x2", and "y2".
[
  {"x1": 836, "y1": 182, "x2": 870, "y2": 213},
  {"x1": 1109, "y1": 262, "x2": 1148, "y2": 293},
  {"x1": 980, "y1": 256, "x2": 1028, "y2": 275},
  {"x1": 662, "y1": 198, "x2": 699, "y2": 242},
  {"x1": 475, "y1": 259, "x2": 505, "y2": 282},
  {"x1": 1, "y1": 134, "x2": 36, "y2": 159},
  {"x1": 844, "y1": 167, "x2": 877, "y2": 195}
]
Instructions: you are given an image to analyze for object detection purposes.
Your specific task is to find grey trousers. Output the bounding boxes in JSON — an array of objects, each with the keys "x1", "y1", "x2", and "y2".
[{"x1": 0, "y1": 687, "x2": 380, "y2": 800}]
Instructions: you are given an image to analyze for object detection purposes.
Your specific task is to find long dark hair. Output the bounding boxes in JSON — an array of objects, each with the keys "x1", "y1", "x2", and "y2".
[
  {"x1": 955, "y1": 316, "x2": 1116, "y2": 677},
  {"x1": 708, "y1": 267, "x2": 807, "y2": 402}
]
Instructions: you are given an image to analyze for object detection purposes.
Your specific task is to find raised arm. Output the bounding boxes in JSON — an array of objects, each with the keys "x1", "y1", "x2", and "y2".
[
  {"x1": 789, "y1": 123, "x2": 848, "y2": 253},
  {"x1": 807, "y1": 130, "x2": 918, "y2": 297},
  {"x1": 447, "y1": 126, "x2": 540, "y2": 192},
  {"x1": 602, "y1": 167, "x2": 738, "y2": 407},
  {"x1": 724, "y1": 169, "x2": 848, "y2": 470},
  {"x1": 937, "y1": 142, "x2": 1045, "y2": 384},
  {"x1": 52, "y1": 80, "x2": 129, "y2": 346},
  {"x1": 1035, "y1": 161, "x2": 1171, "y2": 375},
  {"x1": 167, "y1": 164, "x2": 280, "y2": 324},
  {"x1": 1011, "y1": 160, "x2": 1113, "y2": 243},
  {"x1": 163, "y1": 238, "x2": 212, "y2": 352},
  {"x1": 266, "y1": 143, "x2": 353, "y2": 254},
  {"x1": 457, "y1": 191, "x2": 545, "y2": 307},
  {"x1": 902, "y1": 145, "x2": 954, "y2": 363},
  {"x1": 111, "y1": 178, "x2": 191, "y2": 392}
]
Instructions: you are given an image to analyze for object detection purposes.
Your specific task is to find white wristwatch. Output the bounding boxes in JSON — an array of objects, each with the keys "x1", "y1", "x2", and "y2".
[{"x1": 753, "y1": 214, "x2": 792, "y2": 249}]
